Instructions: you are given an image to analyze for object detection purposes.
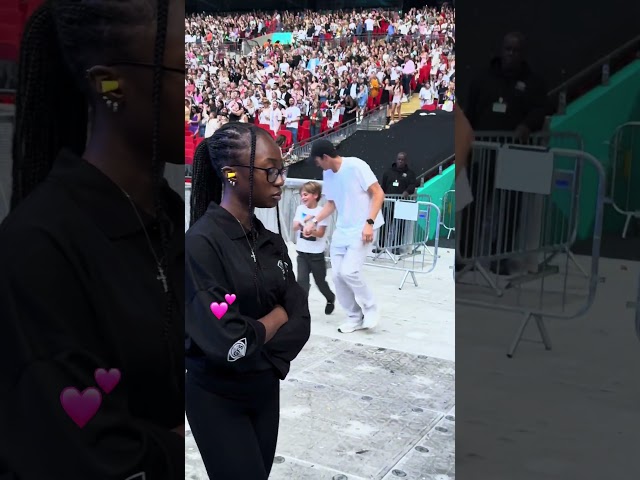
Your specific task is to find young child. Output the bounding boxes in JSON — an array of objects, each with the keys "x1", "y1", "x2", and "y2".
[{"x1": 293, "y1": 181, "x2": 336, "y2": 314}]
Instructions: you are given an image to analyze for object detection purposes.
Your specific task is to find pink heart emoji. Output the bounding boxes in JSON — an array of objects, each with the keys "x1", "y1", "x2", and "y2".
[
  {"x1": 60, "y1": 387, "x2": 102, "y2": 428},
  {"x1": 210, "y1": 302, "x2": 228, "y2": 319},
  {"x1": 225, "y1": 293, "x2": 236, "y2": 305},
  {"x1": 94, "y1": 368, "x2": 121, "y2": 394}
]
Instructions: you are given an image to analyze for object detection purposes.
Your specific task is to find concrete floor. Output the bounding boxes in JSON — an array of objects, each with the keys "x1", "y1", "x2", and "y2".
[
  {"x1": 455, "y1": 254, "x2": 640, "y2": 479},
  {"x1": 184, "y1": 243, "x2": 456, "y2": 479}
]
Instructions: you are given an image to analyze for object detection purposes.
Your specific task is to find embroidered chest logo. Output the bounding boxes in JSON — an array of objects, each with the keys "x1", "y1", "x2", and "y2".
[
  {"x1": 228, "y1": 338, "x2": 247, "y2": 362},
  {"x1": 277, "y1": 260, "x2": 289, "y2": 280}
]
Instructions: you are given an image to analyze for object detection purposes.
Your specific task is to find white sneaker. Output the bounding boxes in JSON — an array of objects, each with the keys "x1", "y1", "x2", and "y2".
[
  {"x1": 338, "y1": 322, "x2": 366, "y2": 333},
  {"x1": 362, "y1": 308, "x2": 379, "y2": 329}
]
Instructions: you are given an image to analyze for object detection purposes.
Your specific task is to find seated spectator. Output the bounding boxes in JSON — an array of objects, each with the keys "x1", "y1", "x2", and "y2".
[{"x1": 185, "y1": 6, "x2": 455, "y2": 162}]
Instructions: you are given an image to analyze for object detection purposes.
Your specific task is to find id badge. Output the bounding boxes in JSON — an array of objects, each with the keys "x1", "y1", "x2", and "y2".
[{"x1": 393, "y1": 180, "x2": 400, "y2": 187}]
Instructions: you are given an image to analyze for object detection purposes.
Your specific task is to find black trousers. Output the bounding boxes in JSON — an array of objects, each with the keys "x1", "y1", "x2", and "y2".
[
  {"x1": 402, "y1": 73, "x2": 412, "y2": 96},
  {"x1": 297, "y1": 251, "x2": 335, "y2": 303},
  {"x1": 185, "y1": 370, "x2": 280, "y2": 480}
]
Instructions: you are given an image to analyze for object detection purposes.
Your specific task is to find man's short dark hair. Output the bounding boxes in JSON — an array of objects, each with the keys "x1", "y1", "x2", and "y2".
[{"x1": 308, "y1": 139, "x2": 338, "y2": 162}]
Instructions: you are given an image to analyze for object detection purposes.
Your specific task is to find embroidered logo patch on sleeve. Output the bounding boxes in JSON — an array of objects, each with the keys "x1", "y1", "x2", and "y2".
[
  {"x1": 227, "y1": 338, "x2": 247, "y2": 362},
  {"x1": 277, "y1": 260, "x2": 289, "y2": 280}
]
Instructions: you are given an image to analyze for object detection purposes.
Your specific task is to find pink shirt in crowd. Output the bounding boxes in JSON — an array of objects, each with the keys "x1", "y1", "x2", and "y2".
[{"x1": 402, "y1": 59, "x2": 416, "y2": 75}]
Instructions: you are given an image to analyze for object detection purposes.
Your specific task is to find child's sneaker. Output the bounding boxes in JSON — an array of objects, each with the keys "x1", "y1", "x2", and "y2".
[{"x1": 325, "y1": 302, "x2": 335, "y2": 315}]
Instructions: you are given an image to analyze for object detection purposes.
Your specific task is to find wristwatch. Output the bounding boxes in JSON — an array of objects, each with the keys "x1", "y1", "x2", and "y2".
[{"x1": 366, "y1": 218, "x2": 375, "y2": 225}]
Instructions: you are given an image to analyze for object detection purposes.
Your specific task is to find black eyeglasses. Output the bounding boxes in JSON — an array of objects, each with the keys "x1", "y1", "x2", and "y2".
[
  {"x1": 106, "y1": 62, "x2": 185, "y2": 75},
  {"x1": 229, "y1": 165, "x2": 288, "y2": 184}
]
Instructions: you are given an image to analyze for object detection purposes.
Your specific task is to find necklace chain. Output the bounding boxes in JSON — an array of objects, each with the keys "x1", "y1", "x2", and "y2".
[
  {"x1": 232, "y1": 215, "x2": 257, "y2": 263},
  {"x1": 121, "y1": 189, "x2": 169, "y2": 293}
]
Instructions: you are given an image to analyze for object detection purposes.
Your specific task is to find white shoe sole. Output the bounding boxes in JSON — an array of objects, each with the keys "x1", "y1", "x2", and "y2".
[{"x1": 338, "y1": 322, "x2": 365, "y2": 333}]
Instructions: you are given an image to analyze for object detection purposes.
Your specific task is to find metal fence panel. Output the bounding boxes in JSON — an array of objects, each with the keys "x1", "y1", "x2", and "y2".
[
  {"x1": 0, "y1": 107, "x2": 14, "y2": 223},
  {"x1": 365, "y1": 197, "x2": 441, "y2": 289},
  {"x1": 441, "y1": 189, "x2": 455, "y2": 239},
  {"x1": 250, "y1": 181, "x2": 441, "y2": 290},
  {"x1": 609, "y1": 121, "x2": 640, "y2": 238},
  {"x1": 456, "y1": 142, "x2": 605, "y2": 357}
]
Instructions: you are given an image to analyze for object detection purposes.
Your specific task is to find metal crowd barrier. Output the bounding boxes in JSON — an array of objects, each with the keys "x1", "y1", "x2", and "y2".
[
  {"x1": 253, "y1": 184, "x2": 442, "y2": 290},
  {"x1": 608, "y1": 121, "x2": 640, "y2": 238},
  {"x1": 456, "y1": 140, "x2": 605, "y2": 357},
  {"x1": 441, "y1": 189, "x2": 455, "y2": 239},
  {"x1": 636, "y1": 270, "x2": 640, "y2": 343},
  {"x1": 0, "y1": 106, "x2": 14, "y2": 223},
  {"x1": 468, "y1": 131, "x2": 587, "y2": 278},
  {"x1": 366, "y1": 194, "x2": 441, "y2": 290}
]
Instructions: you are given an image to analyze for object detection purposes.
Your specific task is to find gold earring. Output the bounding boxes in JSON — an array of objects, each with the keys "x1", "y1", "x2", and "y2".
[{"x1": 101, "y1": 80, "x2": 119, "y2": 93}]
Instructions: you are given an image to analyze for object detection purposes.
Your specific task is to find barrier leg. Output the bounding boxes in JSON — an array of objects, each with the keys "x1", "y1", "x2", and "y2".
[
  {"x1": 507, "y1": 313, "x2": 531, "y2": 358},
  {"x1": 622, "y1": 214, "x2": 631, "y2": 239},
  {"x1": 399, "y1": 270, "x2": 410, "y2": 290},
  {"x1": 398, "y1": 270, "x2": 419, "y2": 290},
  {"x1": 507, "y1": 312, "x2": 552, "y2": 358},
  {"x1": 475, "y1": 262, "x2": 503, "y2": 297},
  {"x1": 533, "y1": 314, "x2": 552, "y2": 351},
  {"x1": 564, "y1": 247, "x2": 588, "y2": 277}
]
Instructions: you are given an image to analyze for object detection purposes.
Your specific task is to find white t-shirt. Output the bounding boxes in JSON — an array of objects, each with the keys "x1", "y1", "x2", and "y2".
[
  {"x1": 269, "y1": 108, "x2": 282, "y2": 133},
  {"x1": 284, "y1": 106, "x2": 301, "y2": 129},
  {"x1": 294, "y1": 205, "x2": 328, "y2": 254},
  {"x1": 365, "y1": 18, "x2": 375, "y2": 31},
  {"x1": 258, "y1": 108, "x2": 270, "y2": 125},
  {"x1": 323, "y1": 157, "x2": 385, "y2": 247}
]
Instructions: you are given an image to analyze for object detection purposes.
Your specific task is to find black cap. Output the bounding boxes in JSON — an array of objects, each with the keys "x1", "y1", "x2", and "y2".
[{"x1": 307, "y1": 139, "x2": 337, "y2": 162}]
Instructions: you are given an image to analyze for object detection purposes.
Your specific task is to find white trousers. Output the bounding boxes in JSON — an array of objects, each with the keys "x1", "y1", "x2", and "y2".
[{"x1": 330, "y1": 240, "x2": 377, "y2": 324}]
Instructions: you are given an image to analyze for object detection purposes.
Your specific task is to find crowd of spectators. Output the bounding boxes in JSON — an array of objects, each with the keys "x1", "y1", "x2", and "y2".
[{"x1": 185, "y1": 5, "x2": 455, "y2": 152}]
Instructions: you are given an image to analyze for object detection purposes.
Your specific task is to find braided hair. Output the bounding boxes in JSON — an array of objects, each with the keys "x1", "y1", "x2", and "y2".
[
  {"x1": 190, "y1": 123, "x2": 290, "y2": 301},
  {"x1": 12, "y1": 0, "x2": 180, "y2": 392}
]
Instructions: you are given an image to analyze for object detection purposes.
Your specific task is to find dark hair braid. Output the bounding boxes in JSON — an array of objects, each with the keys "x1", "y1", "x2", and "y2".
[
  {"x1": 189, "y1": 140, "x2": 221, "y2": 225},
  {"x1": 11, "y1": 3, "x2": 88, "y2": 209},
  {"x1": 247, "y1": 128, "x2": 258, "y2": 297},
  {"x1": 190, "y1": 123, "x2": 251, "y2": 226},
  {"x1": 147, "y1": 0, "x2": 180, "y2": 394}
]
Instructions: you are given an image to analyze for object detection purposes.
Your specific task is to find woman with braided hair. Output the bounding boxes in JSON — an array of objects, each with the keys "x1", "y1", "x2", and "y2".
[
  {"x1": 185, "y1": 122, "x2": 311, "y2": 479},
  {"x1": 0, "y1": 0, "x2": 184, "y2": 478}
]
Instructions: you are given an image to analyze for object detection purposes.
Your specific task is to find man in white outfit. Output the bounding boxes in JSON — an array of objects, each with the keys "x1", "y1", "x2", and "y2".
[{"x1": 303, "y1": 140, "x2": 385, "y2": 333}]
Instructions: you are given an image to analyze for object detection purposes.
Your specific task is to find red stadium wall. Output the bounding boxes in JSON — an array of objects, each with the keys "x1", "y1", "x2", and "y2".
[
  {"x1": 0, "y1": 0, "x2": 44, "y2": 102},
  {"x1": 0, "y1": 0, "x2": 45, "y2": 59}
]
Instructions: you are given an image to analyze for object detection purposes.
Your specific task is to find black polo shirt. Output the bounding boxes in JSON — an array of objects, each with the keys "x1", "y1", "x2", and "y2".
[
  {"x1": 185, "y1": 202, "x2": 311, "y2": 390},
  {"x1": 0, "y1": 150, "x2": 184, "y2": 479}
]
